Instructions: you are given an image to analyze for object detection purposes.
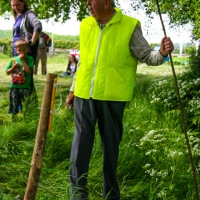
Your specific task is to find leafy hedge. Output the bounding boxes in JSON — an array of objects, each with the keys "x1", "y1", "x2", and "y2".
[
  {"x1": 0, "y1": 39, "x2": 79, "y2": 56},
  {"x1": 147, "y1": 46, "x2": 200, "y2": 132},
  {"x1": 53, "y1": 40, "x2": 79, "y2": 49},
  {"x1": 0, "y1": 38, "x2": 13, "y2": 57}
]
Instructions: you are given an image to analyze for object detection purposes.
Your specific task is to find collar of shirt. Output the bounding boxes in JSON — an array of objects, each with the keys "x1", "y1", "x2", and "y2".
[{"x1": 99, "y1": 9, "x2": 116, "y2": 29}]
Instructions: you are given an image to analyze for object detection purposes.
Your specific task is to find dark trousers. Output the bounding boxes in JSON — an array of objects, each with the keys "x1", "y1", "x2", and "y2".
[
  {"x1": 8, "y1": 88, "x2": 29, "y2": 114},
  {"x1": 28, "y1": 42, "x2": 38, "y2": 93},
  {"x1": 70, "y1": 97, "x2": 126, "y2": 200},
  {"x1": 34, "y1": 48, "x2": 47, "y2": 75}
]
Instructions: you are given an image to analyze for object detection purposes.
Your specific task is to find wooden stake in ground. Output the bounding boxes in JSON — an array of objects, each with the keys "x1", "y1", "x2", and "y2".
[{"x1": 24, "y1": 73, "x2": 57, "y2": 200}]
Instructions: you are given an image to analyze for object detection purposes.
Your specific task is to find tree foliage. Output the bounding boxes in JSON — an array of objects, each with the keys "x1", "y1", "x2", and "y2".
[
  {"x1": 0, "y1": 0, "x2": 90, "y2": 22},
  {"x1": 133, "y1": 0, "x2": 200, "y2": 39},
  {"x1": 0, "y1": 0, "x2": 199, "y2": 39}
]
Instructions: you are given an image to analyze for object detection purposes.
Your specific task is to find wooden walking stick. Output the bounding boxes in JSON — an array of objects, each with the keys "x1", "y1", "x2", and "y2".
[
  {"x1": 155, "y1": 1, "x2": 199, "y2": 199},
  {"x1": 24, "y1": 73, "x2": 57, "y2": 200}
]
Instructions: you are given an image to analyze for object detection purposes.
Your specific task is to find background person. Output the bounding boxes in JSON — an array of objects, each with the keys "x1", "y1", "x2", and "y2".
[
  {"x1": 62, "y1": 54, "x2": 78, "y2": 76},
  {"x1": 6, "y1": 39, "x2": 34, "y2": 120},
  {"x1": 11, "y1": 0, "x2": 42, "y2": 93},
  {"x1": 66, "y1": 0, "x2": 174, "y2": 199},
  {"x1": 34, "y1": 32, "x2": 52, "y2": 75}
]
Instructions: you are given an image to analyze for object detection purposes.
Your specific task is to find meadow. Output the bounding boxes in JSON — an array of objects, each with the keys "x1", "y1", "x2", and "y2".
[{"x1": 0, "y1": 53, "x2": 199, "y2": 200}]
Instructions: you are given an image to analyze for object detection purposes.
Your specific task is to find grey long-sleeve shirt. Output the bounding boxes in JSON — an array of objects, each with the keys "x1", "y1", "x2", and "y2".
[
  {"x1": 130, "y1": 25, "x2": 165, "y2": 65},
  {"x1": 70, "y1": 25, "x2": 166, "y2": 92}
]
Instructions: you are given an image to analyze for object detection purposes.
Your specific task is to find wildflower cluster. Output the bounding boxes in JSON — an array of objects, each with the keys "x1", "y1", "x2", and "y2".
[
  {"x1": 135, "y1": 128, "x2": 189, "y2": 198},
  {"x1": 148, "y1": 74, "x2": 200, "y2": 132},
  {"x1": 148, "y1": 78, "x2": 178, "y2": 110}
]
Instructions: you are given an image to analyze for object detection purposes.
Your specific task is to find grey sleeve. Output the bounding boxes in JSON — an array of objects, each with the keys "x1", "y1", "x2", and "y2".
[
  {"x1": 25, "y1": 11, "x2": 42, "y2": 33},
  {"x1": 130, "y1": 25, "x2": 166, "y2": 66},
  {"x1": 70, "y1": 73, "x2": 76, "y2": 92}
]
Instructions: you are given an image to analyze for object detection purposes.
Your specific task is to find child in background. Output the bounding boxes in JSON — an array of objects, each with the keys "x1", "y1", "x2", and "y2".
[{"x1": 6, "y1": 39, "x2": 34, "y2": 119}]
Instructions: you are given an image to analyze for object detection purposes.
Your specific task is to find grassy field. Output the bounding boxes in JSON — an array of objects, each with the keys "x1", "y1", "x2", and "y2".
[
  {"x1": 1, "y1": 53, "x2": 198, "y2": 200},
  {"x1": 0, "y1": 53, "x2": 187, "y2": 123}
]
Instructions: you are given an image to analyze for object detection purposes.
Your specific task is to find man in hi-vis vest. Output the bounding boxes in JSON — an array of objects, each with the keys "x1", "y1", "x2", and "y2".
[{"x1": 66, "y1": 0, "x2": 174, "y2": 199}]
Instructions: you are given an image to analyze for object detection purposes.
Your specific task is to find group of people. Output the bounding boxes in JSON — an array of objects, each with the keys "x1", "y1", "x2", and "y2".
[
  {"x1": 6, "y1": 0, "x2": 52, "y2": 118},
  {"x1": 7, "y1": 0, "x2": 42, "y2": 117},
  {"x1": 6, "y1": 0, "x2": 174, "y2": 199}
]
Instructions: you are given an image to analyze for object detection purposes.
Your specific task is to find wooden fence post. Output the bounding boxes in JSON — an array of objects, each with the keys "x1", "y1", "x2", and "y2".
[{"x1": 24, "y1": 73, "x2": 57, "y2": 200}]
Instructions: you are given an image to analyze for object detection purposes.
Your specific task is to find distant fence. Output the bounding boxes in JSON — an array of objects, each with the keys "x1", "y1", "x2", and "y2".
[{"x1": 47, "y1": 48, "x2": 79, "y2": 56}]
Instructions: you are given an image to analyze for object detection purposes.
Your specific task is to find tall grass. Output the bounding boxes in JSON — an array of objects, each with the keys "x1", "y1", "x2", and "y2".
[{"x1": 0, "y1": 54, "x2": 199, "y2": 199}]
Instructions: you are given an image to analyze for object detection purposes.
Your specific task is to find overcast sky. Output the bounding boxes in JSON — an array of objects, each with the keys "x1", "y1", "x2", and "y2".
[{"x1": 0, "y1": 1, "x2": 193, "y2": 43}]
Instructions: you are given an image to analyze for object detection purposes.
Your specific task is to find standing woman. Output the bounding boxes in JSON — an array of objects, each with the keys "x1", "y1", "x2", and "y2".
[{"x1": 11, "y1": 0, "x2": 42, "y2": 93}]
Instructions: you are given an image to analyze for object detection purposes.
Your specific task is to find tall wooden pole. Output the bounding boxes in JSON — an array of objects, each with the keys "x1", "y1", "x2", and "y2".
[
  {"x1": 24, "y1": 73, "x2": 57, "y2": 200},
  {"x1": 156, "y1": 1, "x2": 199, "y2": 199}
]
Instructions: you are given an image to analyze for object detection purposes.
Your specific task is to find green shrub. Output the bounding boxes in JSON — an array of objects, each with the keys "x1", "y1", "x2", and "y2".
[
  {"x1": 188, "y1": 46, "x2": 200, "y2": 77},
  {"x1": 147, "y1": 61, "x2": 200, "y2": 132},
  {"x1": 54, "y1": 40, "x2": 79, "y2": 49},
  {"x1": 0, "y1": 38, "x2": 12, "y2": 57}
]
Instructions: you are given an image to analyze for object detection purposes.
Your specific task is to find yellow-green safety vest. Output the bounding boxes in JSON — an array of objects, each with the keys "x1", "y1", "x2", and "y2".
[{"x1": 75, "y1": 8, "x2": 140, "y2": 101}]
